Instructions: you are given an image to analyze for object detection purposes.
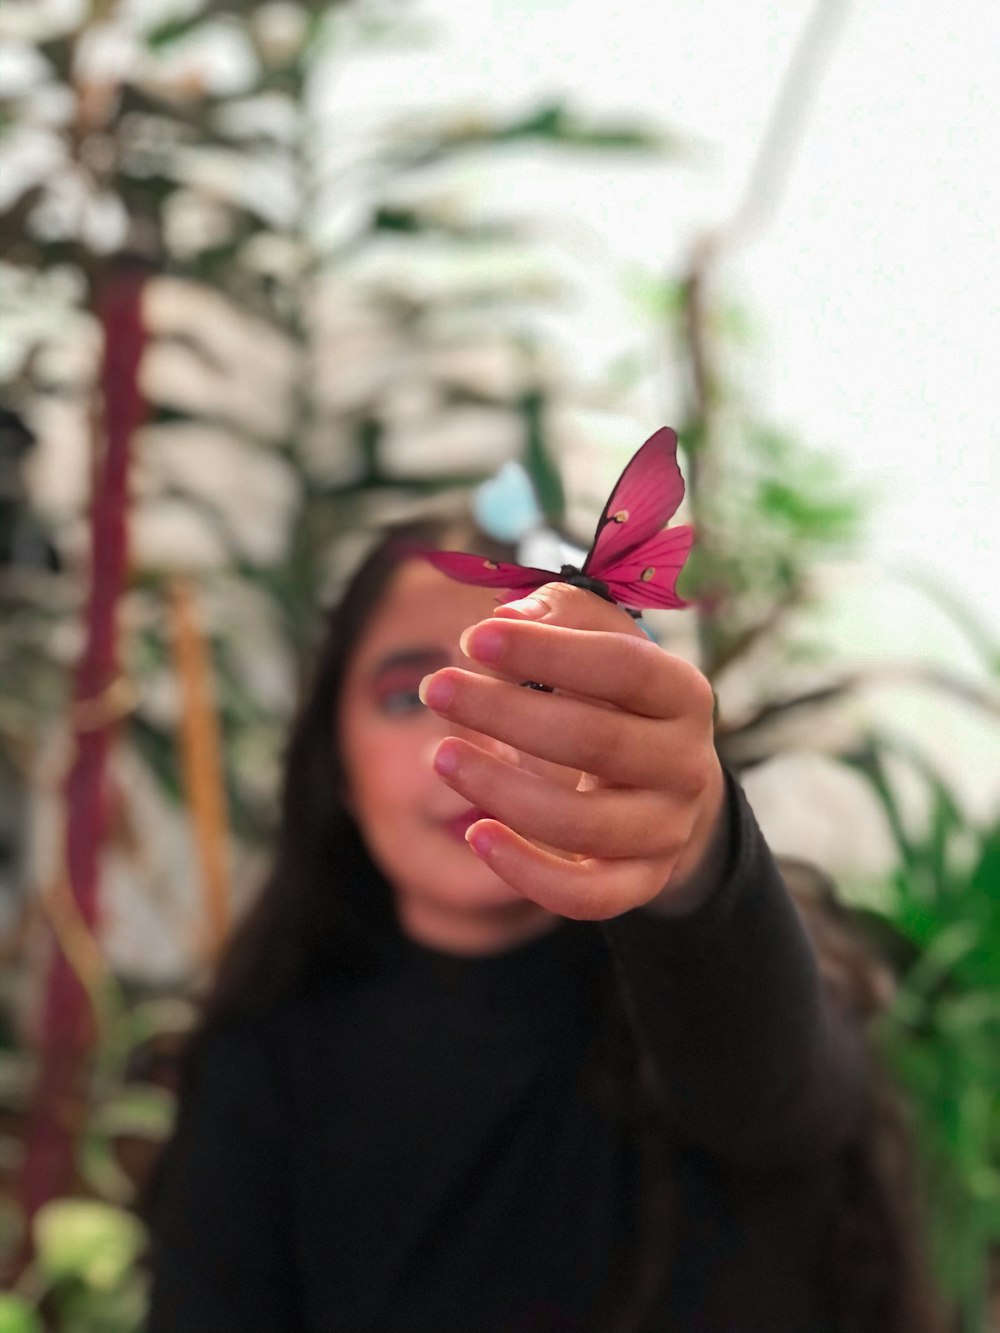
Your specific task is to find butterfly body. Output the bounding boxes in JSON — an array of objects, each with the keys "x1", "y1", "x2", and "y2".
[
  {"x1": 556, "y1": 565, "x2": 614, "y2": 604},
  {"x1": 426, "y1": 427, "x2": 694, "y2": 616}
]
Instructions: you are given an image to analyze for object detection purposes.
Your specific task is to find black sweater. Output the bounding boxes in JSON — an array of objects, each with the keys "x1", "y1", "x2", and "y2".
[{"x1": 146, "y1": 778, "x2": 866, "y2": 1332}]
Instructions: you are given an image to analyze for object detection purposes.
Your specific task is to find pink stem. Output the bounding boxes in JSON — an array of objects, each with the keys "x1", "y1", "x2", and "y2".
[{"x1": 14, "y1": 268, "x2": 147, "y2": 1236}]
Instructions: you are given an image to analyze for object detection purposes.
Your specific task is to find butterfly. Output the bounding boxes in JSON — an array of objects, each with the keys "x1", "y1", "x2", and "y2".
[{"x1": 426, "y1": 426, "x2": 694, "y2": 614}]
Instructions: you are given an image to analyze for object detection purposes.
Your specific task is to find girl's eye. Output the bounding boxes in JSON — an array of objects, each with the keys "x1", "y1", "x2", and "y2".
[
  {"x1": 377, "y1": 687, "x2": 425, "y2": 717},
  {"x1": 369, "y1": 658, "x2": 443, "y2": 716}
]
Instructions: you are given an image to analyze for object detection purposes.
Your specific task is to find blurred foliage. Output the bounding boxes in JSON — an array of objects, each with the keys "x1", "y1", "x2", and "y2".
[
  {"x1": 845, "y1": 740, "x2": 1000, "y2": 1332},
  {"x1": 0, "y1": 0, "x2": 687, "y2": 1318},
  {"x1": 628, "y1": 166, "x2": 1000, "y2": 1326},
  {"x1": 0, "y1": 0, "x2": 997, "y2": 1328},
  {"x1": 0, "y1": 1294, "x2": 43, "y2": 1333},
  {"x1": 0, "y1": 984, "x2": 192, "y2": 1327},
  {"x1": 628, "y1": 267, "x2": 869, "y2": 686},
  {"x1": 5, "y1": 1198, "x2": 148, "y2": 1332},
  {"x1": 0, "y1": 0, "x2": 685, "y2": 858}
]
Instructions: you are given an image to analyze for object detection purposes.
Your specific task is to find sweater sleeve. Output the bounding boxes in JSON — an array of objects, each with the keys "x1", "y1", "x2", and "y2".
[
  {"x1": 600, "y1": 768, "x2": 867, "y2": 1171},
  {"x1": 145, "y1": 1021, "x2": 302, "y2": 1333}
]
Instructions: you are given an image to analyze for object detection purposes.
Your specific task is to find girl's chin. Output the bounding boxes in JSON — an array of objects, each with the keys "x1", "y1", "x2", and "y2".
[
  {"x1": 396, "y1": 866, "x2": 534, "y2": 918},
  {"x1": 395, "y1": 886, "x2": 555, "y2": 955},
  {"x1": 432, "y1": 874, "x2": 525, "y2": 910}
]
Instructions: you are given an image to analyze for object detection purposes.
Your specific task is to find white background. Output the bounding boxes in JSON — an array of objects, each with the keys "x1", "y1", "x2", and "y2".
[{"x1": 316, "y1": 0, "x2": 1000, "y2": 857}]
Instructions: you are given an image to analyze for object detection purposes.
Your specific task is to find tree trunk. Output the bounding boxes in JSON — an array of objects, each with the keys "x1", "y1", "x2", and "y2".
[{"x1": 14, "y1": 268, "x2": 147, "y2": 1245}]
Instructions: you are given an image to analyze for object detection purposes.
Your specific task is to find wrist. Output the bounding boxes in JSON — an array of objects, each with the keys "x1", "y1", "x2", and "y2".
[{"x1": 649, "y1": 760, "x2": 731, "y2": 917}]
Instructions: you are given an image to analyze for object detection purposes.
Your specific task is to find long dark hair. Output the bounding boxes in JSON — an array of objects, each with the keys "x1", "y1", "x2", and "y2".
[
  {"x1": 183, "y1": 515, "x2": 518, "y2": 1048},
  {"x1": 137, "y1": 515, "x2": 514, "y2": 1227}
]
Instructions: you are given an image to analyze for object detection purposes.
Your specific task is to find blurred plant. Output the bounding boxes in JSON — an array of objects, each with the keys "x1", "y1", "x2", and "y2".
[
  {"x1": 3, "y1": 0, "x2": 993, "y2": 1322},
  {"x1": 0, "y1": 0, "x2": 682, "y2": 845},
  {"x1": 0, "y1": 963, "x2": 196, "y2": 1313},
  {"x1": 0, "y1": 0, "x2": 687, "y2": 1294},
  {"x1": 4, "y1": 1197, "x2": 148, "y2": 1333},
  {"x1": 634, "y1": 2, "x2": 1000, "y2": 1323},
  {"x1": 644, "y1": 0, "x2": 862, "y2": 695},
  {"x1": 621, "y1": 0, "x2": 998, "y2": 768},
  {"x1": 0, "y1": 1294, "x2": 42, "y2": 1333},
  {"x1": 844, "y1": 738, "x2": 1000, "y2": 1333}
]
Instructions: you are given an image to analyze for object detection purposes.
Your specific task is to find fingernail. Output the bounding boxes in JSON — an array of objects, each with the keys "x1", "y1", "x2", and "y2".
[
  {"x1": 466, "y1": 825, "x2": 494, "y2": 857},
  {"x1": 496, "y1": 595, "x2": 549, "y2": 619},
  {"x1": 419, "y1": 674, "x2": 454, "y2": 709},
  {"x1": 460, "y1": 625, "x2": 504, "y2": 663},
  {"x1": 433, "y1": 742, "x2": 459, "y2": 776}
]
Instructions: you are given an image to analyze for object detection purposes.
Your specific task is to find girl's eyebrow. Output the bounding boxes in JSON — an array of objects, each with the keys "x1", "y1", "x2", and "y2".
[{"x1": 369, "y1": 648, "x2": 450, "y2": 679}]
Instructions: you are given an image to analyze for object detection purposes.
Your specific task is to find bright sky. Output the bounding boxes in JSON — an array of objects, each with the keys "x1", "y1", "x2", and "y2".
[{"x1": 316, "y1": 0, "x2": 1000, "y2": 838}]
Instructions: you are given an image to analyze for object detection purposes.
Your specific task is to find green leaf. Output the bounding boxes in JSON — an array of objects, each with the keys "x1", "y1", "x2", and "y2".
[
  {"x1": 842, "y1": 744, "x2": 920, "y2": 881},
  {"x1": 144, "y1": 15, "x2": 212, "y2": 51},
  {"x1": 520, "y1": 389, "x2": 564, "y2": 524},
  {"x1": 367, "y1": 205, "x2": 522, "y2": 244},
  {"x1": 78, "y1": 1133, "x2": 134, "y2": 1209},
  {"x1": 51, "y1": 1270, "x2": 149, "y2": 1333},
  {"x1": 970, "y1": 820, "x2": 1000, "y2": 899},
  {"x1": 621, "y1": 268, "x2": 686, "y2": 322},
  {"x1": 899, "y1": 919, "x2": 979, "y2": 1000},
  {"x1": 676, "y1": 418, "x2": 706, "y2": 461},
  {"x1": 36, "y1": 37, "x2": 74, "y2": 84},
  {"x1": 33, "y1": 1200, "x2": 146, "y2": 1292},
  {"x1": 129, "y1": 714, "x2": 182, "y2": 804},
  {"x1": 0, "y1": 1295, "x2": 43, "y2": 1333},
  {"x1": 498, "y1": 100, "x2": 669, "y2": 151},
  {"x1": 386, "y1": 99, "x2": 682, "y2": 173},
  {"x1": 716, "y1": 298, "x2": 758, "y2": 346},
  {"x1": 91, "y1": 1084, "x2": 177, "y2": 1141},
  {"x1": 897, "y1": 570, "x2": 1000, "y2": 677},
  {"x1": 756, "y1": 476, "x2": 859, "y2": 540}
]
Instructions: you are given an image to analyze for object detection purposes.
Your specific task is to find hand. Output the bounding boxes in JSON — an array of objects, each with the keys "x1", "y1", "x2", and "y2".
[{"x1": 418, "y1": 582, "x2": 728, "y2": 921}]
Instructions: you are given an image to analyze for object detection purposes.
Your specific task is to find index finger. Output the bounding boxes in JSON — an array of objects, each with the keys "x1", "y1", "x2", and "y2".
[
  {"x1": 492, "y1": 582, "x2": 644, "y2": 635},
  {"x1": 465, "y1": 818, "x2": 673, "y2": 920},
  {"x1": 460, "y1": 620, "x2": 706, "y2": 720}
]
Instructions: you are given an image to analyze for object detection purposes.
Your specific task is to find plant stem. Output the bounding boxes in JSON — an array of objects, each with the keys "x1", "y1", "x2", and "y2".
[{"x1": 13, "y1": 269, "x2": 147, "y2": 1257}]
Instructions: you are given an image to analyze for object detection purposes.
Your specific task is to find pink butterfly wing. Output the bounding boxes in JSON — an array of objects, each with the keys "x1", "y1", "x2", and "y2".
[
  {"x1": 582, "y1": 427, "x2": 686, "y2": 578},
  {"x1": 425, "y1": 550, "x2": 553, "y2": 598},
  {"x1": 600, "y1": 525, "x2": 695, "y2": 609}
]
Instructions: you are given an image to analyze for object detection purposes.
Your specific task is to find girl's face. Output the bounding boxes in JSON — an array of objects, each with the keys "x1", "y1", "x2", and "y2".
[{"x1": 337, "y1": 559, "x2": 560, "y2": 955}]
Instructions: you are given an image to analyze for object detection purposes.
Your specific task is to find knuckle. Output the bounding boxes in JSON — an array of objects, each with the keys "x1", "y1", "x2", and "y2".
[
  {"x1": 551, "y1": 582, "x2": 598, "y2": 620},
  {"x1": 675, "y1": 744, "x2": 713, "y2": 800},
  {"x1": 540, "y1": 581, "x2": 624, "y2": 628},
  {"x1": 471, "y1": 677, "x2": 512, "y2": 726},
  {"x1": 683, "y1": 662, "x2": 717, "y2": 719},
  {"x1": 636, "y1": 797, "x2": 674, "y2": 847},
  {"x1": 535, "y1": 791, "x2": 584, "y2": 844},
  {"x1": 538, "y1": 579, "x2": 577, "y2": 603},
  {"x1": 623, "y1": 635, "x2": 667, "y2": 699},
  {"x1": 642, "y1": 802, "x2": 682, "y2": 852},
  {"x1": 585, "y1": 811, "x2": 630, "y2": 859},
  {"x1": 574, "y1": 711, "x2": 619, "y2": 771}
]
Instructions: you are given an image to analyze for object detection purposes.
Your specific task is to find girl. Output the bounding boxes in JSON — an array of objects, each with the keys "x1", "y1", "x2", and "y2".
[{"x1": 143, "y1": 517, "x2": 943, "y2": 1333}]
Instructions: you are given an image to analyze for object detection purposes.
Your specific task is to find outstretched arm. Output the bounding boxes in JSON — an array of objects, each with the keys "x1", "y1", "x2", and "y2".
[
  {"x1": 602, "y1": 769, "x2": 866, "y2": 1168},
  {"x1": 420, "y1": 582, "x2": 866, "y2": 1168}
]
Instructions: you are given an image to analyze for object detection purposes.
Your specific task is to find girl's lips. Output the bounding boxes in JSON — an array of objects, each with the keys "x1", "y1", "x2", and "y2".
[{"x1": 442, "y1": 808, "x2": 490, "y2": 842}]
